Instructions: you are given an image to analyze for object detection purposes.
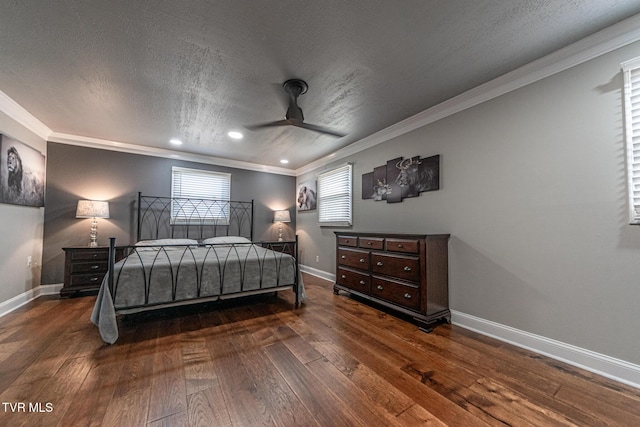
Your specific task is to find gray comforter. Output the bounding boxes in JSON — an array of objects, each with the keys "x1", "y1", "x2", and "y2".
[{"x1": 91, "y1": 244, "x2": 304, "y2": 343}]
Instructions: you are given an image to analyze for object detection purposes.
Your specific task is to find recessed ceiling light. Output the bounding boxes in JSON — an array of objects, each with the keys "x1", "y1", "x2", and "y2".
[
  {"x1": 228, "y1": 131, "x2": 243, "y2": 140},
  {"x1": 280, "y1": 159, "x2": 289, "y2": 164},
  {"x1": 169, "y1": 138, "x2": 183, "y2": 145}
]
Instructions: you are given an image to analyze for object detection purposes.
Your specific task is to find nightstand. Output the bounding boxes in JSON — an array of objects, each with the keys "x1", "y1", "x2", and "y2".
[
  {"x1": 61, "y1": 246, "x2": 122, "y2": 297},
  {"x1": 261, "y1": 241, "x2": 296, "y2": 256}
]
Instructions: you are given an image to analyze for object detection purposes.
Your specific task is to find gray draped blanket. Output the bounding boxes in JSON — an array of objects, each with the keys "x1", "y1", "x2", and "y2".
[{"x1": 91, "y1": 244, "x2": 304, "y2": 343}]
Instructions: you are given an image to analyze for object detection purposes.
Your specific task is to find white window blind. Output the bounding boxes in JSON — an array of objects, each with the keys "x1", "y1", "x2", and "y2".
[
  {"x1": 623, "y1": 58, "x2": 640, "y2": 224},
  {"x1": 171, "y1": 167, "x2": 231, "y2": 224},
  {"x1": 317, "y1": 164, "x2": 352, "y2": 226}
]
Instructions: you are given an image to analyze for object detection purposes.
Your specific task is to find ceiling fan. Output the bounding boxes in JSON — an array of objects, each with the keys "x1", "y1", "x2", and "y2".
[{"x1": 245, "y1": 79, "x2": 346, "y2": 138}]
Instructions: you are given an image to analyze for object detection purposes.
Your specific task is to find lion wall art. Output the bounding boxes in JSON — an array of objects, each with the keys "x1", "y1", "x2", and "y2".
[{"x1": 0, "y1": 134, "x2": 45, "y2": 207}]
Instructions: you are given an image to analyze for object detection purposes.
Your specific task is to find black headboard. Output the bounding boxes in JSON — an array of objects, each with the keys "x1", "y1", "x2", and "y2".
[{"x1": 136, "y1": 193, "x2": 254, "y2": 241}]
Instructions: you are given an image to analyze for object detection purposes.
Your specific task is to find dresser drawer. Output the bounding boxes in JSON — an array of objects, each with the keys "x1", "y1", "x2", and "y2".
[
  {"x1": 371, "y1": 277, "x2": 420, "y2": 310},
  {"x1": 385, "y1": 238, "x2": 419, "y2": 254},
  {"x1": 337, "y1": 267, "x2": 370, "y2": 294},
  {"x1": 371, "y1": 253, "x2": 420, "y2": 282},
  {"x1": 337, "y1": 235, "x2": 358, "y2": 247},
  {"x1": 70, "y1": 260, "x2": 108, "y2": 274},
  {"x1": 358, "y1": 237, "x2": 384, "y2": 250},
  {"x1": 338, "y1": 248, "x2": 370, "y2": 270},
  {"x1": 68, "y1": 273, "x2": 106, "y2": 288},
  {"x1": 70, "y1": 250, "x2": 109, "y2": 261}
]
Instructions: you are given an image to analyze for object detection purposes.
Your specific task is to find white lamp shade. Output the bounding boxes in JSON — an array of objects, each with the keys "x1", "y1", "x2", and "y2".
[
  {"x1": 273, "y1": 209, "x2": 291, "y2": 223},
  {"x1": 76, "y1": 200, "x2": 110, "y2": 218}
]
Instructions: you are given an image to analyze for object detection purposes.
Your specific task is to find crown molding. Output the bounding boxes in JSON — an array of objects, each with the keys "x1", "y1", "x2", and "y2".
[
  {"x1": 48, "y1": 133, "x2": 296, "y2": 176},
  {"x1": 0, "y1": 93, "x2": 297, "y2": 175},
  {"x1": 296, "y1": 13, "x2": 640, "y2": 176},
  {"x1": 3, "y1": 13, "x2": 640, "y2": 177},
  {"x1": 0, "y1": 90, "x2": 52, "y2": 140}
]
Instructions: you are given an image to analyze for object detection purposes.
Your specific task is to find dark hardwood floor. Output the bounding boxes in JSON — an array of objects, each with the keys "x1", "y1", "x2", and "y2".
[{"x1": 1, "y1": 273, "x2": 639, "y2": 426}]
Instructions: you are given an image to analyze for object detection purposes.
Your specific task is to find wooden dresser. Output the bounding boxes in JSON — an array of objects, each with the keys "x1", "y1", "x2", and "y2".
[
  {"x1": 334, "y1": 232, "x2": 450, "y2": 332},
  {"x1": 61, "y1": 246, "x2": 123, "y2": 297}
]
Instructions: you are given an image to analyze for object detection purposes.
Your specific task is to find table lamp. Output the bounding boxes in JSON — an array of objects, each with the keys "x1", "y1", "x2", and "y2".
[
  {"x1": 76, "y1": 200, "x2": 110, "y2": 247},
  {"x1": 273, "y1": 209, "x2": 291, "y2": 241}
]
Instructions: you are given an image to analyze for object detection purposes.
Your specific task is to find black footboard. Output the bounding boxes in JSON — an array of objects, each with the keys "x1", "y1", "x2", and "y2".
[{"x1": 105, "y1": 236, "x2": 300, "y2": 312}]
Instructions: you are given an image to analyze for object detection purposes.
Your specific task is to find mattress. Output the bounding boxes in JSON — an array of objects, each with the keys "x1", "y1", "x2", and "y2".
[{"x1": 91, "y1": 243, "x2": 304, "y2": 343}]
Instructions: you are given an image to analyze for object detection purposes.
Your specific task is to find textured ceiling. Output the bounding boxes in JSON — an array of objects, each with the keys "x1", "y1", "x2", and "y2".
[{"x1": 1, "y1": 1, "x2": 640, "y2": 170}]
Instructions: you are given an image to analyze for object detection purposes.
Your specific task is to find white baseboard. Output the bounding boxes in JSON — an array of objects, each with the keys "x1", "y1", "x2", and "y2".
[
  {"x1": 300, "y1": 264, "x2": 335, "y2": 282},
  {"x1": 298, "y1": 267, "x2": 640, "y2": 390},
  {"x1": 40, "y1": 283, "x2": 63, "y2": 296},
  {"x1": 0, "y1": 284, "x2": 63, "y2": 317},
  {"x1": 452, "y1": 310, "x2": 640, "y2": 390},
  {"x1": 4, "y1": 276, "x2": 639, "y2": 390}
]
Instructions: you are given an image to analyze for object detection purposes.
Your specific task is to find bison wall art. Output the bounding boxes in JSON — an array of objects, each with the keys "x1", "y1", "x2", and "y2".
[
  {"x1": 0, "y1": 134, "x2": 45, "y2": 207},
  {"x1": 362, "y1": 154, "x2": 439, "y2": 203}
]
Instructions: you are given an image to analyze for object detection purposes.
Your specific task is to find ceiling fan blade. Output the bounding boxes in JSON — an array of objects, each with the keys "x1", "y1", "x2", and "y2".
[
  {"x1": 294, "y1": 121, "x2": 346, "y2": 138},
  {"x1": 244, "y1": 79, "x2": 347, "y2": 138},
  {"x1": 245, "y1": 119, "x2": 293, "y2": 131}
]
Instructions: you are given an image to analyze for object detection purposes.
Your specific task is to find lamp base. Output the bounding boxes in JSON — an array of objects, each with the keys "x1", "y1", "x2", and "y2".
[{"x1": 89, "y1": 218, "x2": 98, "y2": 247}]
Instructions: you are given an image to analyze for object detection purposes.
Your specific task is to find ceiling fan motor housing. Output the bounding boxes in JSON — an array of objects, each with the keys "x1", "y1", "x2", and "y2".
[
  {"x1": 283, "y1": 79, "x2": 307, "y2": 121},
  {"x1": 245, "y1": 78, "x2": 345, "y2": 137},
  {"x1": 283, "y1": 79, "x2": 308, "y2": 97}
]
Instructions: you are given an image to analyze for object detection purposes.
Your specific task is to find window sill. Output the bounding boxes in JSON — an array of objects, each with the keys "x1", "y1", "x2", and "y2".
[{"x1": 318, "y1": 221, "x2": 352, "y2": 227}]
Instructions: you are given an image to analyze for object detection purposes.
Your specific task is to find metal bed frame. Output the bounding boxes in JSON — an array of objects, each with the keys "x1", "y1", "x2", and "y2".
[
  {"x1": 105, "y1": 193, "x2": 300, "y2": 312},
  {"x1": 136, "y1": 192, "x2": 255, "y2": 241}
]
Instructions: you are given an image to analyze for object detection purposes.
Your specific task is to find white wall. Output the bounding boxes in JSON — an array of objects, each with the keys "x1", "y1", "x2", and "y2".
[
  {"x1": 0, "y1": 111, "x2": 46, "y2": 305},
  {"x1": 297, "y1": 40, "x2": 640, "y2": 367}
]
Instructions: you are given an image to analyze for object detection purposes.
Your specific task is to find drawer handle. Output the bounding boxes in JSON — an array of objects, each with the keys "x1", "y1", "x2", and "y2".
[
  {"x1": 359, "y1": 258, "x2": 365, "y2": 263},
  {"x1": 377, "y1": 285, "x2": 383, "y2": 290},
  {"x1": 90, "y1": 277, "x2": 99, "y2": 282},
  {"x1": 345, "y1": 240, "x2": 350, "y2": 244},
  {"x1": 397, "y1": 244, "x2": 403, "y2": 248},
  {"x1": 341, "y1": 255, "x2": 346, "y2": 259},
  {"x1": 341, "y1": 275, "x2": 346, "y2": 279},
  {"x1": 359, "y1": 280, "x2": 365, "y2": 285},
  {"x1": 404, "y1": 293, "x2": 412, "y2": 299},
  {"x1": 367, "y1": 242, "x2": 372, "y2": 245},
  {"x1": 404, "y1": 266, "x2": 411, "y2": 272},
  {"x1": 91, "y1": 265, "x2": 100, "y2": 269},
  {"x1": 93, "y1": 253, "x2": 99, "y2": 258},
  {"x1": 376, "y1": 261, "x2": 383, "y2": 266}
]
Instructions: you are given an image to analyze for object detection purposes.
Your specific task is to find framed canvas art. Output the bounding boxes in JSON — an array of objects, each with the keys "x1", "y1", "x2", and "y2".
[
  {"x1": 361, "y1": 154, "x2": 440, "y2": 203},
  {"x1": 0, "y1": 134, "x2": 45, "y2": 207},
  {"x1": 297, "y1": 181, "x2": 317, "y2": 211}
]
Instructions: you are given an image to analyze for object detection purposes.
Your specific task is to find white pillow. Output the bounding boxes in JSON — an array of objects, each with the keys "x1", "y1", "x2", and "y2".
[
  {"x1": 202, "y1": 236, "x2": 252, "y2": 245},
  {"x1": 135, "y1": 239, "x2": 199, "y2": 251}
]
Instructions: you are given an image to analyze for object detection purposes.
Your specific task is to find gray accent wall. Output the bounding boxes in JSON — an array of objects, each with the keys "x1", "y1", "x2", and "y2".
[
  {"x1": 43, "y1": 142, "x2": 296, "y2": 284},
  {"x1": 297, "y1": 41, "x2": 640, "y2": 366}
]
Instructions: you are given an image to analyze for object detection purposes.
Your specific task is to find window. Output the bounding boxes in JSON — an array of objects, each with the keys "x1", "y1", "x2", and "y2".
[
  {"x1": 317, "y1": 163, "x2": 353, "y2": 226},
  {"x1": 171, "y1": 167, "x2": 231, "y2": 224},
  {"x1": 623, "y1": 58, "x2": 640, "y2": 224}
]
